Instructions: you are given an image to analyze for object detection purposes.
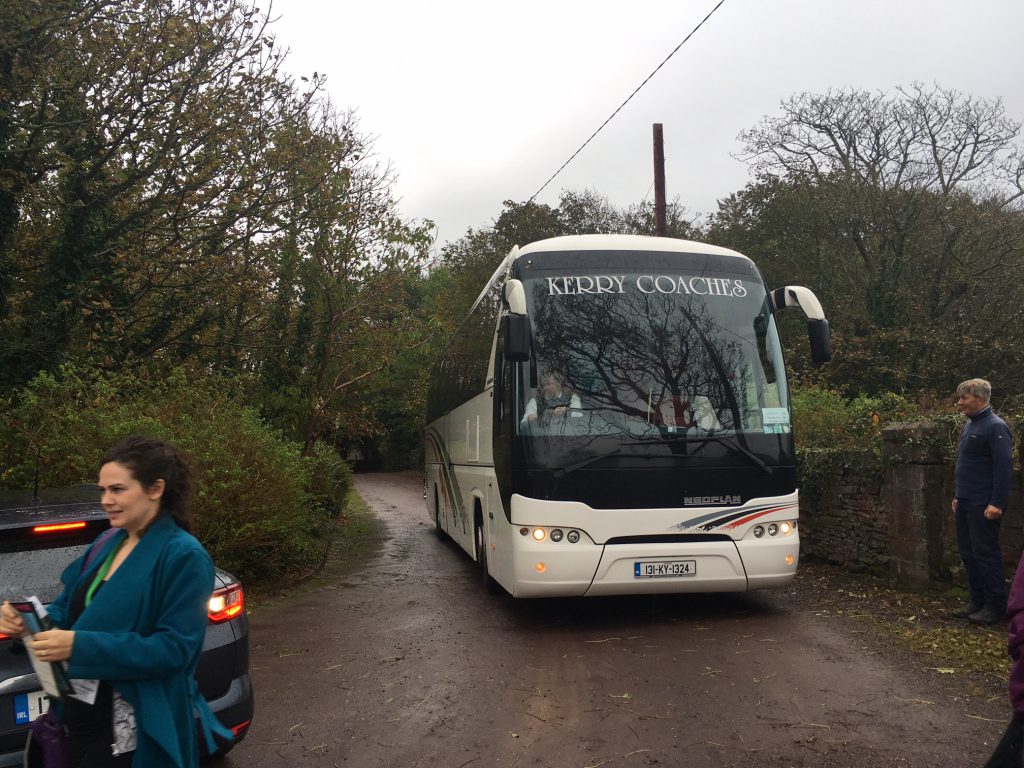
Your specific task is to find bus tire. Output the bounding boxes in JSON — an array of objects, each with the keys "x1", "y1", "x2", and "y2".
[
  {"x1": 433, "y1": 486, "x2": 443, "y2": 540},
  {"x1": 476, "y1": 522, "x2": 498, "y2": 594}
]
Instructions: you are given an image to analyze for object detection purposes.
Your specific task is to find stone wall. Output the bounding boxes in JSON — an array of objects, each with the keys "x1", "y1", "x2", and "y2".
[
  {"x1": 798, "y1": 452, "x2": 888, "y2": 571},
  {"x1": 799, "y1": 421, "x2": 1024, "y2": 587}
]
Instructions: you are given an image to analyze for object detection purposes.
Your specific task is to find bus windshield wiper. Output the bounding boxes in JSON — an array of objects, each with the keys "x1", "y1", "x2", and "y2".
[
  {"x1": 552, "y1": 439, "x2": 708, "y2": 480},
  {"x1": 701, "y1": 435, "x2": 773, "y2": 476},
  {"x1": 630, "y1": 435, "x2": 774, "y2": 476},
  {"x1": 551, "y1": 448, "x2": 623, "y2": 479}
]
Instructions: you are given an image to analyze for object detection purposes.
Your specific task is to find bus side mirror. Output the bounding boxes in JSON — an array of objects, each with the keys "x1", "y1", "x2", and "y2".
[
  {"x1": 808, "y1": 319, "x2": 832, "y2": 366},
  {"x1": 505, "y1": 279, "x2": 527, "y2": 315},
  {"x1": 770, "y1": 285, "x2": 832, "y2": 367},
  {"x1": 504, "y1": 314, "x2": 529, "y2": 362}
]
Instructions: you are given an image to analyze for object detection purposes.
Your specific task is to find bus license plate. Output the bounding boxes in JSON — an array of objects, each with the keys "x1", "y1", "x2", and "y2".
[
  {"x1": 13, "y1": 691, "x2": 49, "y2": 725},
  {"x1": 635, "y1": 559, "x2": 697, "y2": 578}
]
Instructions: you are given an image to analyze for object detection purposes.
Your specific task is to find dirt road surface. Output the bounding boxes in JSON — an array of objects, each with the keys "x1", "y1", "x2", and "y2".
[{"x1": 217, "y1": 473, "x2": 1008, "y2": 767}]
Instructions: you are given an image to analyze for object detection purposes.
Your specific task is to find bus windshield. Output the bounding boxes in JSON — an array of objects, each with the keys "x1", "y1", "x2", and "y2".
[{"x1": 515, "y1": 267, "x2": 789, "y2": 445}]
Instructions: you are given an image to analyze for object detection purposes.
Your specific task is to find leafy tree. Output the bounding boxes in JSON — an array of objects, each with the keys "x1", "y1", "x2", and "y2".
[
  {"x1": 1, "y1": 0, "x2": 434, "y2": 458},
  {"x1": 1, "y1": 0, "x2": 329, "y2": 385},
  {"x1": 557, "y1": 189, "x2": 698, "y2": 239},
  {"x1": 249, "y1": 108, "x2": 432, "y2": 453}
]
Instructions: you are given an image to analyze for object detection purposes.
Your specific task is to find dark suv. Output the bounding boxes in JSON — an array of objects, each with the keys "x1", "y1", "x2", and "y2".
[{"x1": 0, "y1": 488, "x2": 254, "y2": 765}]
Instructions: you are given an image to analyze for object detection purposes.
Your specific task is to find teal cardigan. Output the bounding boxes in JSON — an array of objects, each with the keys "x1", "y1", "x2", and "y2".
[{"x1": 48, "y1": 513, "x2": 232, "y2": 767}]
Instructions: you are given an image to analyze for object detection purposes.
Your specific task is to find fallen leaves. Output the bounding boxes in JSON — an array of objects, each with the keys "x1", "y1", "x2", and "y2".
[{"x1": 796, "y1": 564, "x2": 1009, "y2": 678}]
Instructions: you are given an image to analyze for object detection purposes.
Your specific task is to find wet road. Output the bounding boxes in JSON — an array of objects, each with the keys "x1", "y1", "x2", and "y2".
[{"x1": 218, "y1": 472, "x2": 1005, "y2": 767}]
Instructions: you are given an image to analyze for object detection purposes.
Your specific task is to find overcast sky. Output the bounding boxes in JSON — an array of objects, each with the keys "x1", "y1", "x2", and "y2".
[{"x1": 268, "y1": 0, "x2": 1024, "y2": 251}]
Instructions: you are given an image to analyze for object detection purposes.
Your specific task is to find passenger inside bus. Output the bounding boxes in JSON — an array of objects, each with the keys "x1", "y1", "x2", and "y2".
[
  {"x1": 650, "y1": 393, "x2": 724, "y2": 433},
  {"x1": 521, "y1": 371, "x2": 583, "y2": 427},
  {"x1": 651, "y1": 394, "x2": 692, "y2": 429}
]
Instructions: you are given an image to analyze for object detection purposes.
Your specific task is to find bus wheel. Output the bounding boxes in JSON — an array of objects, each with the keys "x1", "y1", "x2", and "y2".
[
  {"x1": 475, "y1": 524, "x2": 491, "y2": 593},
  {"x1": 476, "y1": 523, "x2": 498, "y2": 594},
  {"x1": 433, "y1": 486, "x2": 442, "y2": 540}
]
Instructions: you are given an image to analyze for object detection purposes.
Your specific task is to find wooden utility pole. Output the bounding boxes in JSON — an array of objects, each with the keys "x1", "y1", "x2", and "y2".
[{"x1": 653, "y1": 123, "x2": 666, "y2": 237}]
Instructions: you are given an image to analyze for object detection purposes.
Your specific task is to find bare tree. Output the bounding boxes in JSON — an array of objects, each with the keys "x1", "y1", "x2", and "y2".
[{"x1": 722, "y1": 84, "x2": 1024, "y2": 394}]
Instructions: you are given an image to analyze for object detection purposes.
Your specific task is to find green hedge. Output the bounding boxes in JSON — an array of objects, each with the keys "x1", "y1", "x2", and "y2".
[
  {"x1": 0, "y1": 365, "x2": 352, "y2": 587},
  {"x1": 791, "y1": 387, "x2": 912, "y2": 506}
]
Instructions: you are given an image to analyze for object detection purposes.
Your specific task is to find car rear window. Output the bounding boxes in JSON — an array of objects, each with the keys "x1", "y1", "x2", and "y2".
[
  {"x1": 0, "y1": 492, "x2": 106, "y2": 603},
  {"x1": 0, "y1": 544, "x2": 88, "y2": 603}
]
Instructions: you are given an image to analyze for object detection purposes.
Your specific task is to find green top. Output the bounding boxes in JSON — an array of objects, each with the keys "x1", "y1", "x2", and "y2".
[{"x1": 84, "y1": 540, "x2": 122, "y2": 607}]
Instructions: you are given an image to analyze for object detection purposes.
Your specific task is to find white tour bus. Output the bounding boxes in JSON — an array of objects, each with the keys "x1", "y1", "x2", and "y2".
[{"x1": 425, "y1": 234, "x2": 831, "y2": 598}]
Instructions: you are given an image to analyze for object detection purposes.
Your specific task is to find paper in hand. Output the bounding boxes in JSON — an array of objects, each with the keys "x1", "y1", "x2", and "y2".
[{"x1": 9, "y1": 598, "x2": 74, "y2": 699}]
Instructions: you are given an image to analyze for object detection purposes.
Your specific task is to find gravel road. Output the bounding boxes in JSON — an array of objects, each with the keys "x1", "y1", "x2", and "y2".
[{"x1": 216, "y1": 472, "x2": 1008, "y2": 767}]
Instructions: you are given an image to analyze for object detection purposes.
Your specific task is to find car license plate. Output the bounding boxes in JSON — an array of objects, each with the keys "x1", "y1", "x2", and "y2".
[
  {"x1": 13, "y1": 691, "x2": 49, "y2": 725},
  {"x1": 634, "y1": 559, "x2": 697, "y2": 578}
]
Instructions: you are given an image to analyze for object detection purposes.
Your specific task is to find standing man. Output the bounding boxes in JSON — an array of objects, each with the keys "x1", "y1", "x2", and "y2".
[{"x1": 952, "y1": 378, "x2": 1015, "y2": 625}]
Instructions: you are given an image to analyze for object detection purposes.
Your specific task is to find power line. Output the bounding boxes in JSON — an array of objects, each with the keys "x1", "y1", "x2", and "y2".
[
  {"x1": 640, "y1": 179, "x2": 655, "y2": 206},
  {"x1": 527, "y1": 0, "x2": 727, "y2": 205}
]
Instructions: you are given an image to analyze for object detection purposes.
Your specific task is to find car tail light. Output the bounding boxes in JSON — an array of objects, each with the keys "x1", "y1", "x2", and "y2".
[
  {"x1": 208, "y1": 583, "x2": 244, "y2": 624},
  {"x1": 0, "y1": 632, "x2": 9, "y2": 641},
  {"x1": 230, "y1": 720, "x2": 252, "y2": 738},
  {"x1": 33, "y1": 521, "x2": 88, "y2": 534}
]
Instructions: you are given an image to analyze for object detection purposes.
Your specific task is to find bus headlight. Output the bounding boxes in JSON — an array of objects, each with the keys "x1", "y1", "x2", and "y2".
[
  {"x1": 567, "y1": 530, "x2": 580, "y2": 544},
  {"x1": 754, "y1": 521, "x2": 796, "y2": 538},
  {"x1": 550, "y1": 529, "x2": 564, "y2": 542},
  {"x1": 532, "y1": 528, "x2": 546, "y2": 542}
]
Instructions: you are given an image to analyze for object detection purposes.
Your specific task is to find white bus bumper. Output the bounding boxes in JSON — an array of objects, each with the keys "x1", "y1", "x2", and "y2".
[
  {"x1": 585, "y1": 540, "x2": 748, "y2": 596},
  {"x1": 507, "y1": 493, "x2": 800, "y2": 598}
]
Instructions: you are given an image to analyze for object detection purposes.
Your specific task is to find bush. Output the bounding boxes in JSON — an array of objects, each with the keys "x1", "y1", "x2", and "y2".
[
  {"x1": 791, "y1": 387, "x2": 911, "y2": 451},
  {"x1": 0, "y1": 364, "x2": 351, "y2": 587},
  {"x1": 307, "y1": 440, "x2": 354, "y2": 516},
  {"x1": 791, "y1": 387, "x2": 912, "y2": 507}
]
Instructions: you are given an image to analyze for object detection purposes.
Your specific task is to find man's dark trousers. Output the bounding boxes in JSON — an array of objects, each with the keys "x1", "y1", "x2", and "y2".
[{"x1": 956, "y1": 498, "x2": 1006, "y2": 612}]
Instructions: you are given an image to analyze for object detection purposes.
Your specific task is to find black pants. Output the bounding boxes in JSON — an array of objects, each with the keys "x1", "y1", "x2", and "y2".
[
  {"x1": 64, "y1": 730, "x2": 132, "y2": 768},
  {"x1": 984, "y1": 718, "x2": 1022, "y2": 768},
  {"x1": 63, "y1": 680, "x2": 132, "y2": 768},
  {"x1": 956, "y1": 498, "x2": 1006, "y2": 613}
]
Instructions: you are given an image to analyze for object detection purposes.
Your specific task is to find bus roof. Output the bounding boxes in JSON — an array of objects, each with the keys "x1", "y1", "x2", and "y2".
[{"x1": 516, "y1": 234, "x2": 750, "y2": 261}]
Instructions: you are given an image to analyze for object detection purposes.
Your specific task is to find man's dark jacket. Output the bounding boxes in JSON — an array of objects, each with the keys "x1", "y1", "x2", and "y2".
[{"x1": 955, "y1": 406, "x2": 1013, "y2": 510}]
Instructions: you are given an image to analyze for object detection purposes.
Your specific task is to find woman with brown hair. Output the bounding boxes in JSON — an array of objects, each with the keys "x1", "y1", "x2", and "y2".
[{"x1": 1, "y1": 436, "x2": 230, "y2": 767}]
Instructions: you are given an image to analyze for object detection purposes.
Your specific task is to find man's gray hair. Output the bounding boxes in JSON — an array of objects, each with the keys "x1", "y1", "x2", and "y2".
[{"x1": 957, "y1": 378, "x2": 992, "y2": 403}]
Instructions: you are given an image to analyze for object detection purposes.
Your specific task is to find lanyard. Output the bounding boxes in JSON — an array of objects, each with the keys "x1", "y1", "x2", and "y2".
[{"x1": 85, "y1": 540, "x2": 122, "y2": 607}]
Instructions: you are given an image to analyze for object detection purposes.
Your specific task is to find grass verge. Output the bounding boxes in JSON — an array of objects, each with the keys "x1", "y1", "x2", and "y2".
[
  {"x1": 245, "y1": 487, "x2": 383, "y2": 611},
  {"x1": 793, "y1": 563, "x2": 1009, "y2": 691}
]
